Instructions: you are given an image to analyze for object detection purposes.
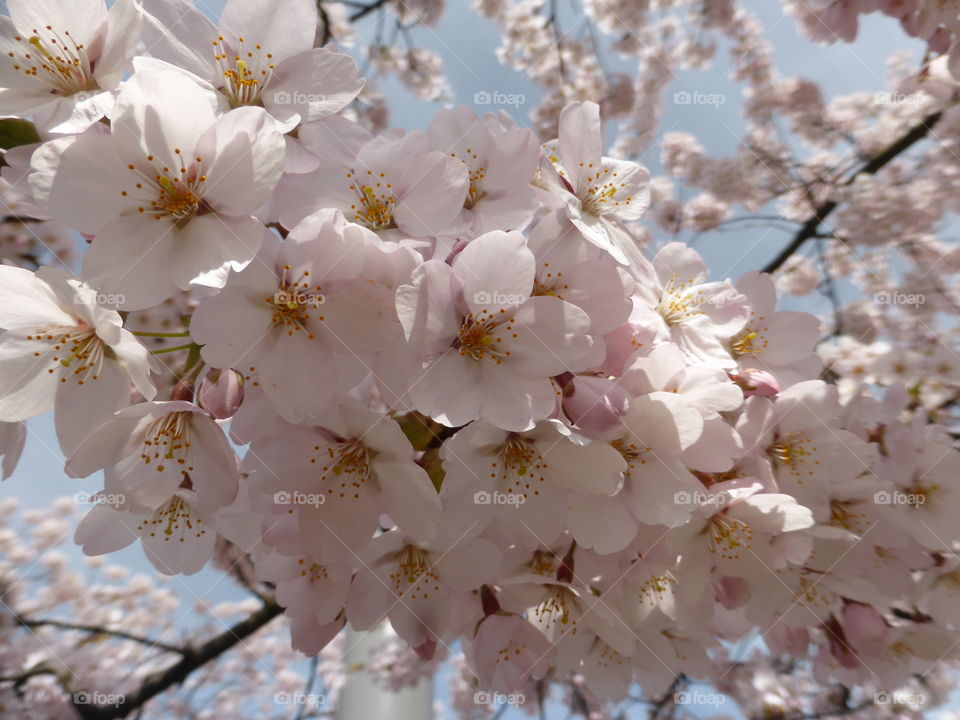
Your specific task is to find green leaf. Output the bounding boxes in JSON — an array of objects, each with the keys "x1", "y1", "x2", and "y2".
[{"x1": 0, "y1": 118, "x2": 40, "y2": 150}]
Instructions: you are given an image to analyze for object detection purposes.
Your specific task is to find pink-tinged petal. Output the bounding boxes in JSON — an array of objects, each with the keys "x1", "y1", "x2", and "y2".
[
  {"x1": 680, "y1": 416, "x2": 742, "y2": 472},
  {"x1": 47, "y1": 133, "x2": 134, "y2": 233},
  {"x1": 265, "y1": 48, "x2": 364, "y2": 123},
  {"x1": 590, "y1": 158, "x2": 651, "y2": 220},
  {"x1": 140, "y1": 496, "x2": 217, "y2": 575},
  {"x1": 54, "y1": 358, "x2": 131, "y2": 457},
  {"x1": 75, "y1": 503, "x2": 141, "y2": 556},
  {"x1": 558, "y1": 102, "x2": 602, "y2": 187},
  {"x1": 192, "y1": 284, "x2": 275, "y2": 369},
  {"x1": 169, "y1": 214, "x2": 263, "y2": 291},
  {"x1": 298, "y1": 115, "x2": 372, "y2": 164},
  {"x1": 299, "y1": 487, "x2": 380, "y2": 560},
  {"x1": 317, "y1": 280, "x2": 398, "y2": 355},
  {"x1": 411, "y1": 351, "x2": 485, "y2": 428},
  {"x1": 0, "y1": 265, "x2": 74, "y2": 330},
  {"x1": 435, "y1": 537, "x2": 501, "y2": 591},
  {"x1": 397, "y1": 260, "x2": 460, "y2": 355},
  {"x1": 258, "y1": 333, "x2": 342, "y2": 424},
  {"x1": 0, "y1": 334, "x2": 58, "y2": 422},
  {"x1": 139, "y1": 0, "x2": 219, "y2": 81},
  {"x1": 478, "y1": 364, "x2": 555, "y2": 432},
  {"x1": 734, "y1": 493, "x2": 814, "y2": 533},
  {"x1": 394, "y1": 151, "x2": 468, "y2": 237},
  {"x1": 65, "y1": 412, "x2": 149, "y2": 479},
  {"x1": 375, "y1": 460, "x2": 440, "y2": 542},
  {"x1": 195, "y1": 106, "x2": 285, "y2": 215},
  {"x1": 81, "y1": 215, "x2": 176, "y2": 310},
  {"x1": 455, "y1": 230, "x2": 534, "y2": 314},
  {"x1": 110, "y1": 330, "x2": 158, "y2": 401},
  {"x1": 95, "y1": 0, "x2": 144, "y2": 87},
  {"x1": 111, "y1": 70, "x2": 224, "y2": 173},
  {"x1": 220, "y1": 0, "x2": 316, "y2": 65},
  {"x1": 653, "y1": 241, "x2": 708, "y2": 287},
  {"x1": 290, "y1": 616, "x2": 344, "y2": 656},
  {"x1": 505, "y1": 297, "x2": 598, "y2": 377},
  {"x1": 188, "y1": 416, "x2": 240, "y2": 513},
  {"x1": 567, "y1": 492, "x2": 637, "y2": 553},
  {"x1": 0, "y1": 421, "x2": 26, "y2": 480},
  {"x1": 345, "y1": 563, "x2": 394, "y2": 630},
  {"x1": 8, "y1": 0, "x2": 107, "y2": 47},
  {"x1": 624, "y1": 392, "x2": 703, "y2": 454},
  {"x1": 541, "y1": 433, "x2": 625, "y2": 495}
]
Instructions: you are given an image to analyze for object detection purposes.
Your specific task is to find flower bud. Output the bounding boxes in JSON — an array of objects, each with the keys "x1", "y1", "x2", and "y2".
[
  {"x1": 562, "y1": 376, "x2": 629, "y2": 436},
  {"x1": 197, "y1": 369, "x2": 244, "y2": 419},
  {"x1": 732, "y1": 368, "x2": 780, "y2": 397}
]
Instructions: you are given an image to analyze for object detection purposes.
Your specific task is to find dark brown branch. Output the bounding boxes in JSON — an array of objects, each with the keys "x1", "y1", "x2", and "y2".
[
  {"x1": 763, "y1": 108, "x2": 945, "y2": 274},
  {"x1": 16, "y1": 616, "x2": 185, "y2": 656},
  {"x1": 70, "y1": 601, "x2": 283, "y2": 720},
  {"x1": 349, "y1": 0, "x2": 390, "y2": 22}
]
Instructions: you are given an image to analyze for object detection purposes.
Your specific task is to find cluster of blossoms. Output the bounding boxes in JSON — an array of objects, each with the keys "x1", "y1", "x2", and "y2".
[{"x1": 3, "y1": 0, "x2": 960, "y2": 717}]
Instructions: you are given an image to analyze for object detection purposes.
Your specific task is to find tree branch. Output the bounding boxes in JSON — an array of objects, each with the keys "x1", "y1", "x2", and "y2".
[
  {"x1": 70, "y1": 600, "x2": 283, "y2": 720},
  {"x1": 763, "y1": 108, "x2": 945, "y2": 274},
  {"x1": 349, "y1": 0, "x2": 390, "y2": 22},
  {"x1": 16, "y1": 616, "x2": 186, "y2": 656}
]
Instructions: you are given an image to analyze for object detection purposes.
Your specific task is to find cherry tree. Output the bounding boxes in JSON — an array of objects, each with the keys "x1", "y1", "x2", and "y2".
[{"x1": 2, "y1": 0, "x2": 960, "y2": 718}]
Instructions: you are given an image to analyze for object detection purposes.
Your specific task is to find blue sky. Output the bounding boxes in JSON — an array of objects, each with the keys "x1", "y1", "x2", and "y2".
[{"x1": 0, "y1": 0, "x2": 947, "y2": 718}]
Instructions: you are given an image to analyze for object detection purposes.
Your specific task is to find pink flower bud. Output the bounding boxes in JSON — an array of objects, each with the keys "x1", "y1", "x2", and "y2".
[
  {"x1": 562, "y1": 376, "x2": 629, "y2": 436},
  {"x1": 842, "y1": 602, "x2": 889, "y2": 655},
  {"x1": 198, "y1": 369, "x2": 244, "y2": 419},
  {"x1": 714, "y1": 576, "x2": 750, "y2": 609},
  {"x1": 732, "y1": 368, "x2": 780, "y2": 397}
]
